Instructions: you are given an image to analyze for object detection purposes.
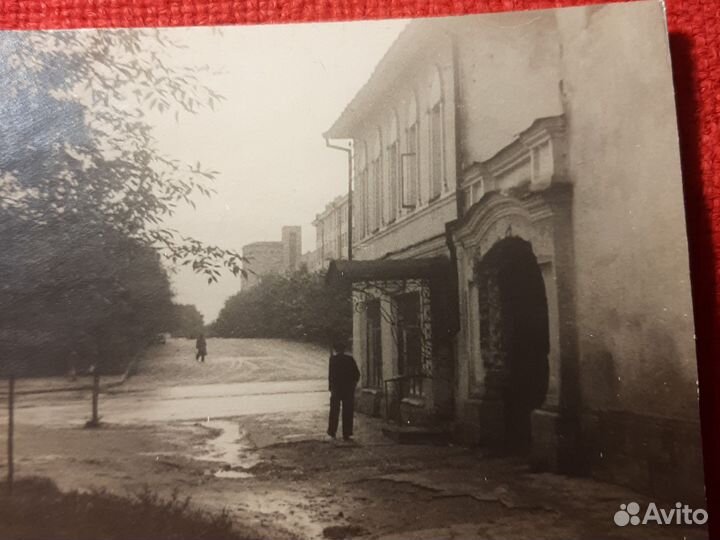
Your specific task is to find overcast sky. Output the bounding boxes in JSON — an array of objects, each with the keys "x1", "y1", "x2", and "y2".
[{"x1": 149, "y1": 20, "x2": 407, "y2": 322}]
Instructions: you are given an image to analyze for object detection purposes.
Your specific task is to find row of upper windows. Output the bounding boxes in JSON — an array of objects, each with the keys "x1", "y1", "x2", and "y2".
[
  {"x1": 354, "y1": 67, "x2": 449, "y2": 240},
  {"x1": 320, "y1": 232, "x2": 350, "y2": 258},
  {"x1": 315, "y1": 204, "x2": 349, "y2": 238},
  {"x1": 317, "y1": 225, "x2": 354, "y2": 248}
]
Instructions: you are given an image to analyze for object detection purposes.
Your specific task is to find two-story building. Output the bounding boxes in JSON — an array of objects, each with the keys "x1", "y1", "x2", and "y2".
[
  {"x1": 325, "y1": 2, "x2": 703, "y2": 504},
  {"x1": 312, "y1": 193, "x2": 352, "y2": 270}
]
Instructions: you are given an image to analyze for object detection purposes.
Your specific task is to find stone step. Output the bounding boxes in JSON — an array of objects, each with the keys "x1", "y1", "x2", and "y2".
[{"x1": 381, "y1": 423, "x2": 451, "y2": 445}]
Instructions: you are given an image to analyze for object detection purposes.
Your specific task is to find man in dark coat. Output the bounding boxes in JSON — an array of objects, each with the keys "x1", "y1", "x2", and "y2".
[
  {"x1": 195, "y1": 333, "x2": 207, "y2": 363},
  {"x1": 327, "y1": 340, "x2": 360, "y2": 441}
]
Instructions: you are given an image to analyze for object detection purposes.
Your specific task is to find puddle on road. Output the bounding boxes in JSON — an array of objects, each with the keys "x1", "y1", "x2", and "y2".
[
  {"x1": 195, "y1": 419, "x2": 260, "y2": 479},
  {"x1": 281, "y1": 433, "x2": 316, "y2": 442},
  {"x1": 237, "y1": 489, "x2": 342, "y2": 540},
  {"x1": 214, "y1": 470, "x2": 254, "y2": 479},
  {"x1": 17, "y1": 454, "x2": 64, "y2": 464}
]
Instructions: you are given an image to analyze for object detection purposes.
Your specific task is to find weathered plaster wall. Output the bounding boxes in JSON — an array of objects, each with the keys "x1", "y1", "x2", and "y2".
[
  {"x1": 558, "y1": 2, "x2": 698, "y2": 420},
  {"x1": 557, "y1": 2, "x2": 702, "y2": 501},
  {"x1": 451, "y1": 10, "x2": 563, "y2": 168}
]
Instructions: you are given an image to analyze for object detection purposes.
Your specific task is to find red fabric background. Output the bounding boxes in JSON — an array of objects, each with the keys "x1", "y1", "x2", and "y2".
[{"x1": 1, "y1": 0, "x2": 718, "y2": 532}]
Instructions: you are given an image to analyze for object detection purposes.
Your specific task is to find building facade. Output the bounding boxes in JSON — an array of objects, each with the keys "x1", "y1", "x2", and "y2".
[
  {"x1": 312, "y1": 193, "x2": 352, "y2": 270},
  {"x1": 325, "y1": 3, "x2": 703, "y2": 504},
  {"x1": 241, "y1": 241, "x2": 283, "y2": 290},
  {"x1": 299, "y1": 248, "x2": 320, "y2": 272},
  {"x1": 241, "y1": 225, "x2": 303, "y2": 289},
  {"x1": 281, "y1": 225, "x2": 302, "y2": 272}
]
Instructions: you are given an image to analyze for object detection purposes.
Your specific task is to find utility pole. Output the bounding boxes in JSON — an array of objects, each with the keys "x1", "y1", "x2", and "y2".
[
  {"x1": 7, "y1": 376, "x2": 14, "y2": 496},
  {"x1": 86, "y1": 373, "x2": 100, "y2": 428}
]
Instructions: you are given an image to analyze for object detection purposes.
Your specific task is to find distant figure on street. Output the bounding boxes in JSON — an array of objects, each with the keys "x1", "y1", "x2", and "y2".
[
  {"x1": 327, "y1": 340, "x2": 360, "y2": 441},
  {"x1": 196, "y1": 333, "x2": 207, "y2": 363},
  {"x1": 67, "y1": 350, "x2": 78, "y2": 381}
]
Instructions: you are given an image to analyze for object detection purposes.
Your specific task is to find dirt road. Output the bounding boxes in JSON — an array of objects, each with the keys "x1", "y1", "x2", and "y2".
[
  {"x1": 0, "y1": 339, "x2": 707, "y2": 539},
  {"x1": 10, "y1": 338, "x2": 328, "y2": 426},
  {"x1": 128, "y1": 338, "x2": 330, "y2": 387}
]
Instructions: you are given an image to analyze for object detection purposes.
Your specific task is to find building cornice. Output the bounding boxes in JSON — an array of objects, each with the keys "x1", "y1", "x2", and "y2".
[
  {"x1": 460, "y1": 115, "x2": 567, "y2": 201},
  {"x1": 325, "y1": 20, "x2": 451, "y2": 139},
  {"x1": 353, "y1": 191, "x2": 457, "y2": 251}
]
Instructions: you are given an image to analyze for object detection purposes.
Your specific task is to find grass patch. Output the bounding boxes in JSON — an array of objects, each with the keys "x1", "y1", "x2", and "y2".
[{"x1": 0, "y1": 477, "x2": 255, "y2": 540}]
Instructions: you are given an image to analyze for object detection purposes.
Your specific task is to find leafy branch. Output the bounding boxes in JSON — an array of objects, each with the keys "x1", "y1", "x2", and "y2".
[{"x1": 1, "y1": 28, "x2": 245, "y2": 279}]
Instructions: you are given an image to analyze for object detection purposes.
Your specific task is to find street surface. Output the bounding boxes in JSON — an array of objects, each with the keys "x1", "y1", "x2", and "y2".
[
  {"x1": 10, "y1": 338, "x2": 328, "y2": 425},
  {"x1": 0, "y1": 339, "x2": 707, "y2": 539}
]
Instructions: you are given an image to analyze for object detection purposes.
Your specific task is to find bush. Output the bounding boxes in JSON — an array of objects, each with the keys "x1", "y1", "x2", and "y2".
[
  {"x1": 171, "y1": 304, "x2": 205, "y2": 338},
  {"x1": 0, "y1": 478, "x2": 255, "y2": 540},
  {"x1": 0, "y1": 217, "x2": 175, "y2": 377},
  {"x1": 211, "y1": 268, "x2": 351, "y2": 345}
]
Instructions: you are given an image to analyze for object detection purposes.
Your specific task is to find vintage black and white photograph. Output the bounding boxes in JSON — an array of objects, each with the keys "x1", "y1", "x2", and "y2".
[{"x1": 0, "y1": 1, "x2": 707, "y2": 538}]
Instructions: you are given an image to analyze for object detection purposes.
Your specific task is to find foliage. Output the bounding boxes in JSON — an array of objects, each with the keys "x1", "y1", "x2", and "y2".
[
  {"x1": 171, "y1": 304, "x2": 206, "y2": 338},
  {"x1": 0, "y1": 30, "x2": 244, "y2": 279},
  {"x1": 211, "y1": 268, "x2": 352, "y2": 345},
  {"x1": 0, "y1": 478, "x2": 255, "y2": 540},
  {"x1": 0, "y1": 30, "x2": 240, "y2": 375},
  {"x1": 0, "y1": 216, "x2": 175, "y2": 376}
]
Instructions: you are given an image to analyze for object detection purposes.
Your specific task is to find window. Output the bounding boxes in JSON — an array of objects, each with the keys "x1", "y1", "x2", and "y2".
[
  {"x1": 362, "y1": 170, "x2": 369, "y2": 237},
  {"x1": 372, "y1": 157, "x2": 383, "y2": 230},
  {"x1": 357, "y1": 141, "x2": 369, "y2": 239},
  {"x1": 406, "y1": 124, "x2": 418, "y2": 205},
  {"x1": 387, "y1": 113, "x2": 400, "y2": 222},
  {"x1": 403, "y1": 93, "x2": 420, "y2": 209},
  {"x1": 365, "y1": 300, "x2": 383, "y2": 388},
  {"x1": 371, "y1": 130, "x2": 384, "y2": 230},
  {"x1": 429, "y1": 67, "x2": 445, "y2": 200},
  {"x1": 388, "y1": 142, "x2": 399, "y2": 221},
  {"x1": 430, "y1": 102, "x2": 443, "y2": 198},
  {"x1": 396, "y1": 292, "x2": 423, "y2": 397},
  {"x1": 463, "y1": 179, "x2": 485, "y2": 212}
]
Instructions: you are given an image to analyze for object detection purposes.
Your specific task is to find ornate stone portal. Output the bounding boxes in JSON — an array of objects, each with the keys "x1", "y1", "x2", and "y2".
[{"x1": 450, "y1": 116, "x2": 578, "y2": 469}]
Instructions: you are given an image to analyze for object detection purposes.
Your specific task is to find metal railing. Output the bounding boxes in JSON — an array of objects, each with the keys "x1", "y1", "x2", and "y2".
[
  {"x1": 383, "y1": 373, "x2": 432, "y2": 425},
  {"x1": 1, "y1": 374, "x2": 107, "y2": 495}
]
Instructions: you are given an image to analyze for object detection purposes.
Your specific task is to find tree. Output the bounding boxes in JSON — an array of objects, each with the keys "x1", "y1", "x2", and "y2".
[
  {"x1": 0, "y1": 30, "x2": 240, "y2": 375},
  {"x1": 171, "y1": 305, "x2": 205, "y2": 339},
  {"x1": 0, "y1": 217, "x2": 175, "y2": 375},
  {"x1": 211, "y1": 269, "x2": 352, "y2": 345},
  {"x1": 1, "y1": 29, "x2": 244, "y2": 279}
]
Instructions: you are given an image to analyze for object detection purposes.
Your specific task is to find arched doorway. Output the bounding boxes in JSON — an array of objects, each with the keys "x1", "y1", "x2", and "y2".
[{"x1": 476, "y1": 237, "x2": 550, "y2": 454}]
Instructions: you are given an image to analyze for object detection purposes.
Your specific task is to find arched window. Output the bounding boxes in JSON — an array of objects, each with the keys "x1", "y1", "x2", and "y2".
[
  {"x1": 428, "y1": 66, "x2": 445, "y2": 200},
  {"x1": 386, "y1": 112, "x2": 400, "y2": 223},
  {"x1": 403, "y1": 92, "x2": 420, "y2": 208},
  {"x1": 371, "y1": 129, "x2": 384, "y2": 231}
]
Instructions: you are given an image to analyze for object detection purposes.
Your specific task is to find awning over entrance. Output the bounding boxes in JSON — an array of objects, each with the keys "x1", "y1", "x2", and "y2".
[
  {"x1": 326, "y1": 257, "x2": 458, "y2": 339},
  {"x1": 325, "y1": 257, "x2": 452, "y2": 285}
]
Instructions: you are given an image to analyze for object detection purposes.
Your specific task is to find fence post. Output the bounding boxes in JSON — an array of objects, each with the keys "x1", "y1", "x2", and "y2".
[
  {"x1": 384, "y1": 380, "x2": 389, "y2": 421},
  {"x1": 7, "y1": 376, "x2": 14, "y2": 495},
  {"x1": 86, "y1": 374, "x2": 100, "y2": 428}
]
